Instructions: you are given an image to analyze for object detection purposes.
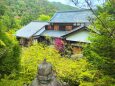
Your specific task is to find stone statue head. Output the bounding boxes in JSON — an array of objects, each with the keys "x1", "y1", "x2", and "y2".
[{"x1": 37, "y1": 58, "x2": 53, "y2": 84}]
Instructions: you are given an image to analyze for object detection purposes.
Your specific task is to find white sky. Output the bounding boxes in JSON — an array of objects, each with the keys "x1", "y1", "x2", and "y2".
[{"x1": 48, "y1": 0, "x2": 105, "y2": 8}]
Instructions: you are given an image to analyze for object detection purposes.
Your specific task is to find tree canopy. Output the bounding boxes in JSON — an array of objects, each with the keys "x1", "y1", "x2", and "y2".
[
  {"x1": 0, "y1": 21, "x2": 20, "y2": 75},
  {"x1": 83, "y1": 1, "x2": 115, "y2": 85}
]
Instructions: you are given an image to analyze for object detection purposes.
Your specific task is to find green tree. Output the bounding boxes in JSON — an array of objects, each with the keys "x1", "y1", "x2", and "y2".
[
  {"x1": 38, "y1": 14, "x2": 51, "y2": 21},
  {"x1": 0, "y1": 21, "x2": 21, "y2": 75},
  {"x1": 0, "y1": 4, "x2": 6, "y2": 16},
  {"x1": 0, "y1": 0, "x2": 56, "y2": 27},
  {"x1": 84, "y1": 1, "x2": 115, "y2": 85}
]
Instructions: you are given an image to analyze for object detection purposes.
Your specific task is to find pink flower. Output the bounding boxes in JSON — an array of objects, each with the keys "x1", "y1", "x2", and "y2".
[{"x1": 54, "y1": 38, "x2": 64, "y2": 52}]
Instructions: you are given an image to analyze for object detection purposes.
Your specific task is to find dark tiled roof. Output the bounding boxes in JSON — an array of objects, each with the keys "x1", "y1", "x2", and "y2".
[{"x1": 50, "y1": 9, "x2": 94, "y2": 23}]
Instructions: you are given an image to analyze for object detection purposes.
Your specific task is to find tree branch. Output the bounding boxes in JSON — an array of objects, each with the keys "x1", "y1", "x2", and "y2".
[{"x1": 84, "y1": 0, "x2": 114, "y2": 38}]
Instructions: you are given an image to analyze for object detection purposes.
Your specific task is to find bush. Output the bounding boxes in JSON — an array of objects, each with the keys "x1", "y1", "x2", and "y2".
[
  {"x1": 0, "y1": 75, "x2": 24, "y2": 86},
  {"x1": 20, "y1": 43, "x2": 90, "y2": 86},
  {"x1": 0, "y1": 43, "x2": 114, "y2": 86},
  {"x1": 94, "y1": 76, "x2": 115, "y2": 86},
  {"x1": 0, "y1": 30, "x2": 20, "y2": 75}
]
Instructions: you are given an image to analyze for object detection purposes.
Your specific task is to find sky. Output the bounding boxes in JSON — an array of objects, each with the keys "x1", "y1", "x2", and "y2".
[{"x1": 48, "y1": 0, "x2": 105, "y2": 8}]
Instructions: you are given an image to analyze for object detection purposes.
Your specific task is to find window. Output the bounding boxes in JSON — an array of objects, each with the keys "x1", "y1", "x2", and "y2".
[
  {"x1": 65, "y1": 26, "x2": 72, "y2": 31},
  {"x1": 59, "y1": 25, "x2": 65, "y2": 31},
  {"x1": 54, "y1": 25, "x2": 59, "y2": 30},
  {"x1": 46, "y1": 25, "x2": 52, "y2": 30}
]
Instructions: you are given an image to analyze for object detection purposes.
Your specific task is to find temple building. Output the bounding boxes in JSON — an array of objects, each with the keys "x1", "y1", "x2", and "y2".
[{"x1": 16, "y1": 9, "x2": 94, "y2": 55}]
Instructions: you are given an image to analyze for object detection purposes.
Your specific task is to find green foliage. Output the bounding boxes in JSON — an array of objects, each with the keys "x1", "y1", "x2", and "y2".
[
  {"x1": 0, "y1": 2, "x2": 6, "y2": 16},
  {"x1": 87, "y1": 1, "x2": 115, "y2": 58},
  {"x1": 0, "y1": 22, "x2": 21, "y2": 75},
  {"x1": 84, "y1": 1, "x2": 115, "y2": 85},
  {"x1": 0, "y1": 0, "x2": 57, "y2": 31},
  {"x1": 94, "y1": 75, "x2": 115, "y2": 86},
  {"x1": 0, "y1": 0, "x2": 78, "y2": 31},
  {"x1": 0, "y1": 43, "x2": 114, "y2": 86},
  {"x1": 20, "y1": 43, "x2": 91, "y2": 86},
  {"x1": 38, "y1": 14, "x2": 51, "y2": 21},
  {"x1": 0, "y1": 0, "x2": 114, "y2": 86},
  {"x1": 0, "y1": 40, "x2": 6, "y2": 47},
  {"x1": 0, "y1": 74, "x2": 24, "y2": 86},
  {"x1": 0, "y1": 15, "x2": 21, "y2": 31},
  {"x1": 51, "y1": 2, "x2": 78, "y2": 11},
  {"x1": 0, "y1": 79, "x2": 23, "y2": 86},
  {"x1": 0, "y1": 0, "x2": 56, "y2": 76}
]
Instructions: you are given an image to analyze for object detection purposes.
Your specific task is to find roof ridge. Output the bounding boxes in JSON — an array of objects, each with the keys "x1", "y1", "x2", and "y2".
[
  {"x1": 62, "y1": 25, "x2": 85, "y2": 37},
  {"x1": 49, "y1": 13, "x2": 58, "y2": 22},
  {"x1": 56, "y1": 9, "x2": 90, "y2": 13},
  {"x1": 32, "y1": 21, "x2": 48, "y2": 23}
]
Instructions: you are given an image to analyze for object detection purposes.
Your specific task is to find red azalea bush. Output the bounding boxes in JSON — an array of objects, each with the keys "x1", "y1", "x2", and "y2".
[{"x1": 54, "y1": 38, "x2": 64, "y2": 52}]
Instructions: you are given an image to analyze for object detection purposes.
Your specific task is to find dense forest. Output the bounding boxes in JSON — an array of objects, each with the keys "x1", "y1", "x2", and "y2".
[
  {"x1": 0, "y1": 0, "x2": 56, "y2": 32},
  {"x1": 0, "y1": 0, "x2": 77, "y2": 31},
  {"x1": 0, "y1": 0, "x2": 115, "y2": 86},
  {"x1": 51, "y1": 2, "x2": 77, "y2": 11}
]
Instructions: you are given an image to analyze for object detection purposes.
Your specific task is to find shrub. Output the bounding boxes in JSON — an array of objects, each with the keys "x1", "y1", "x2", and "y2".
[
  {"x1": 0, "y1": 31, "x2": 20, "y2": 75},
  {"x1": 54, "y1": 38, "x2": 64, "y2": 52},
  {"x1": 20, "y1": 43, "x2": 90, "y2": 86},
  {"x1": 1, "y1": 43, "x2": 114, "y2": 86},
  {"x1": 94, "y1": 76, "x2": 115, "y2": 86},
  {"x1": 0, "y1": 75, "x2": 24, "y2": 86}
]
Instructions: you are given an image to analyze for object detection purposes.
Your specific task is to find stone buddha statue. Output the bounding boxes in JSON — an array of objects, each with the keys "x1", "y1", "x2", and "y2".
[
  {"x1": 37, "y1": 58, "x2": 53, "y2": 84},
  {"x1": 30, "y1": 59, "x2": 69, "y2": 86}
]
